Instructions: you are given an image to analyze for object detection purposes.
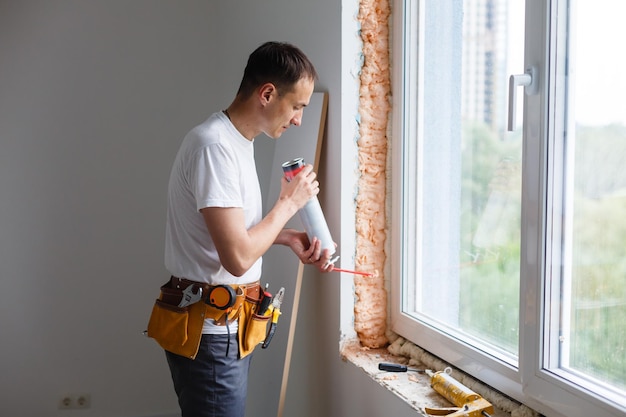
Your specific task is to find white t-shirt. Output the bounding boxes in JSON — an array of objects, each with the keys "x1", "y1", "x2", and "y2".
[{"x1": 165, "y1": 111, "x2": 262, "y2": 333}]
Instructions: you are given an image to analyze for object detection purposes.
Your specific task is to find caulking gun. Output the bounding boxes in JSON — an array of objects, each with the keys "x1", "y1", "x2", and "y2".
[{"x1": 424, "y1": 367, "x2": 494, "y2": 417}]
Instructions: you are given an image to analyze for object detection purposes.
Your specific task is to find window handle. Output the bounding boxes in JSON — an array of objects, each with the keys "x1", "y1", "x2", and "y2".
[{"x1": 507, "y1": 67, "x2": 538, "y2": 131}]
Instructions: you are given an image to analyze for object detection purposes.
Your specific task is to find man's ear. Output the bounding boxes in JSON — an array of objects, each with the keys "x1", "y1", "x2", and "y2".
[{"x1": 258, "y1": 83, "x2": 277, "y2": 106}]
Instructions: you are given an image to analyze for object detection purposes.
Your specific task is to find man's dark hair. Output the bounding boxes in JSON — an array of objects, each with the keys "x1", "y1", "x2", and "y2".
[{"x1": 237, "y1": 41, "x2": 318, "y2": 98}]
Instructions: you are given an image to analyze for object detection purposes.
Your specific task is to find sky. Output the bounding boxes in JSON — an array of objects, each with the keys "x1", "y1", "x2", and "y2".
[{"x1": 573, "y1": 0, "x2": 626, "y2": 126}]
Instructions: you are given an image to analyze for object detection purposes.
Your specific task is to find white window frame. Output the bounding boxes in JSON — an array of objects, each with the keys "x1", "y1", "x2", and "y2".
[{"x1": 390, "y1": 1, "x2": 626, "y2": 417}]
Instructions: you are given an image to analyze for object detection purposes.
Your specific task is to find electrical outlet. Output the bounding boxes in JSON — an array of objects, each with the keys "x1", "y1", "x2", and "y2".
[
  {"x1": 59, "y1": 395, "x2": 73, "y2": 409},
  {"x1": 75, "y1": 394, "x2": 91, "y2": 409},
  {"x1": 58, "y1": 393, "x2": 91, "y2": 409}
]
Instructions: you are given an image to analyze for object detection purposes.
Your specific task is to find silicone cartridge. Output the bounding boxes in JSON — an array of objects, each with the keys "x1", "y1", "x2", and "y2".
[{"x1": 282, "y1": 158, "x2": 336, "y2": 256}]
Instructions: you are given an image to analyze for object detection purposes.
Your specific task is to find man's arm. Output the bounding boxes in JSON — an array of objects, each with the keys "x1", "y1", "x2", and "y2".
[{"x1": 202, "y1": 165, "x2": 322, "y2": 276}]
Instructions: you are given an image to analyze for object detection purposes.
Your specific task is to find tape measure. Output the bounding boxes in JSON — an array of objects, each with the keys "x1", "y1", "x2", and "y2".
[{"x1": 206, "y1": 285, "x2": 236, "y2": 310}]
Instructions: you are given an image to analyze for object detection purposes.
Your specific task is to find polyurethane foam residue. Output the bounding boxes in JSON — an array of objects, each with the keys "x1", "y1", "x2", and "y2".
[{"x1": 354, "y1": 0, "x2": 391, "y2": 348}]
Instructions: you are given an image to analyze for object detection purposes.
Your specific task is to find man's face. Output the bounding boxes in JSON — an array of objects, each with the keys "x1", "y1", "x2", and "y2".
[{"x1": 264, "y1": 77, "x2": 315, "y2": 139}]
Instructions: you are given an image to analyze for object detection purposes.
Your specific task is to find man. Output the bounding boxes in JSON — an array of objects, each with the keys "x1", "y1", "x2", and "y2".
[{"x1": 163, "y1": 41, "x2": 333, "y2": 417}]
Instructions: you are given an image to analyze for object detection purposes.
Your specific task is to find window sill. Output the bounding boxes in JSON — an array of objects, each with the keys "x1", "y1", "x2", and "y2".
[{"x1": 340, "y1": 337, "x2": 538, "y2": 417}]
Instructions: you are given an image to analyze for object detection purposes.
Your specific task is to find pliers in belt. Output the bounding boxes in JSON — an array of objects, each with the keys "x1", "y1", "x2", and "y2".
[{"x1": 262, "y1": 287, "x2": 285, "y2": 349}]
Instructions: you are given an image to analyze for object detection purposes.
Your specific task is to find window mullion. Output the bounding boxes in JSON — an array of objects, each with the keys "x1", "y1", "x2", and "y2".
[{"x1": 517, "y1": 0, "x2": 550, "y2": 411}]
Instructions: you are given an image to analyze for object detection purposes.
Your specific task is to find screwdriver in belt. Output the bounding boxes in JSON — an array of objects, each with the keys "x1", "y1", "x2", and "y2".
[{"x1": 257, "y1": 283, "x2": 272, "y2": 316}]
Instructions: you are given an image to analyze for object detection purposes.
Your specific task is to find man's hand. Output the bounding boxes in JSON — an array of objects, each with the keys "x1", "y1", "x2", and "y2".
[
  {"x1": 278, "y1": 229, "x2": 335, "y2": 272},
  {"x1": 278, "y1": 164, "x2": 319, "y2": 212}
]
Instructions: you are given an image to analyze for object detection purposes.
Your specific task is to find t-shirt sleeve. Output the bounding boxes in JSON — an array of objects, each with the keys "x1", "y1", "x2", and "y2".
[{"x1": 190, "y1": 143, "x2": 242, "y2": 211}]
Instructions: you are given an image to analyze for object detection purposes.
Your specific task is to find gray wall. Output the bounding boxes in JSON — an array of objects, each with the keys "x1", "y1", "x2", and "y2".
[{"x1": 0, "y1": 1, "x2": 417, "y2": 416}]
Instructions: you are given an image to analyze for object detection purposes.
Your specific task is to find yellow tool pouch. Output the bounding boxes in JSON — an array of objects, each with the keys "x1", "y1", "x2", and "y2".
[
  {"x1": 146, "y1": 282, "x2": 206, "y2": 359},
  {"x1": 237, "y1": 290, "x2": 271, "y2": 358},
  {"x1": 147, "y1": 278, "x2": 264, "y2": 360}
]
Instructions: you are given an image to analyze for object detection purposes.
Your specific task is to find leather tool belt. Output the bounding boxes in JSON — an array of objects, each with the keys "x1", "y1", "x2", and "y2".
[
  {"x1": 146, "y1": 276, "x2": 262, "y2": 359},
  {"x1": 165, "y1": 276, "x2": 261, "y2": 325}
]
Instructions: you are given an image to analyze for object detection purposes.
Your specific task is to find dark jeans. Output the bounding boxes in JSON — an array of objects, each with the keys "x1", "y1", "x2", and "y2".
[{"x1": 166, "y1": 333, "x2": 252, "y2": 417}]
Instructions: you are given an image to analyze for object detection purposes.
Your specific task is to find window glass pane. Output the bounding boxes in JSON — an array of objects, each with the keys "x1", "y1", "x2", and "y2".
[
  {"x1": 561, "y1": 0, "x2": 626, "y2": 394},
  {"x1": 407, "y1": 0, "x2": 524, "y2": 361}
]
